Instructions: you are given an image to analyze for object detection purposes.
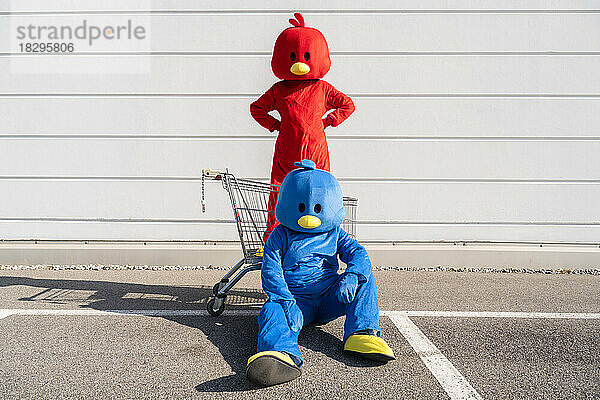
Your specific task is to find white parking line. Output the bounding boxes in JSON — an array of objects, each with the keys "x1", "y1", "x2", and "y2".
[
  {"x1": 384, "y1": 310, "x2": 600, "y2": 400},
  {"x1": 389, "y1": 314, "x2": 484, "y2": 400},
  {"x1": 0, "y1": 310, "x2": 13, "y2": 319},
  {"x1": 383, "y1": 310, "x2": 600, "y2": 319}
]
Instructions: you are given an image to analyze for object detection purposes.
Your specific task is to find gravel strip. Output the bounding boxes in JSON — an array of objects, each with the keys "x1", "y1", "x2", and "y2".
[
  {"x1": 0, "y1": 264, "x2": 598, "y2": 275},
  {"x1": 375, "y1": 265, "x2": 600, "y2": 275}
]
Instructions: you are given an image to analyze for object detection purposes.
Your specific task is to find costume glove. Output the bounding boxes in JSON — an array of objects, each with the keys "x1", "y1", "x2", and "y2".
[
  {"x1": 280, "y1": 300, "x2": 303, "y2": 332},
  {"x1": 337, "y1": 272, "x2": 359, "y2": 304},
  {"x1": 270, "y1": 120, "x2": 281, "y2": 132}
]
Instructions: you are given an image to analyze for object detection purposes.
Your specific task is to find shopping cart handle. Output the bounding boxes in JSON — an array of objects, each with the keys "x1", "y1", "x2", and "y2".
[{"x1": 202, "y1": 168, "x2": 223, "y2": 180}]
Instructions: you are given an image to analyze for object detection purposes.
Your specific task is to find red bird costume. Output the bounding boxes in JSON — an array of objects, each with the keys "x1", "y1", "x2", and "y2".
[{"x1": 250, "y1": 13, "x2": 355, "y2": 238}]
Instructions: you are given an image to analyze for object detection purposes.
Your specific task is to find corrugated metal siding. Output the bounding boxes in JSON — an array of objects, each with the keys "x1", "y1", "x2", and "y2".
[{"x1": 1, "y1": 1, "x2": 599, "y2": 243}]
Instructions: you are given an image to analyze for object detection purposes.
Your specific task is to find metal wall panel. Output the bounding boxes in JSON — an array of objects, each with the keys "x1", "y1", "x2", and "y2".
[
  {"x1": 1, "y1": 221, "x2": 599, "y2": 243},
  {"x1": 1, "y1": 1, "x2": 598, "y2": 245},
  {"x1": 3, "y1": 56, "x2": 600, "y2": 93},
  {"x1": 1, "y1": 138, "x2": 599, "y2": 180},
  {"x1": 2, "y1": 13, "x2": 600, "y2": 52},
  {"x1": 2, "y1": 0, "x2": 599, "y2": 11},
  {"x1": 1, "y1": 180, "x2": 599, "y2": 223},
  {"x1": 2, "y1": 98, "x2": 599, "y2": 137}
]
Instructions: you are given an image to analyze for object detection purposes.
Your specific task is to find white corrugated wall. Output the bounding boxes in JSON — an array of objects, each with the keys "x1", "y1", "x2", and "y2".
[{"x1": 1, "y1": 1, "x2": 599, "y2": 266}]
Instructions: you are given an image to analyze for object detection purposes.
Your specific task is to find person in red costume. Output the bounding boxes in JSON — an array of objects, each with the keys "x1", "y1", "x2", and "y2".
[{"x1": 250, "y1": 12, "x2": 355, "y2": 240}]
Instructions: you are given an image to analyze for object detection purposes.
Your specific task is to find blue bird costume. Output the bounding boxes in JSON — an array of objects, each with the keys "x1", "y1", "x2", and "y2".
[{"x1": 246, "y1": 159, "x2": 394, "y2": 387}]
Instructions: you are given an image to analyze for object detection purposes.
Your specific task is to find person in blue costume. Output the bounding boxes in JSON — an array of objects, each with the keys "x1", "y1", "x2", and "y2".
[{"x1": 246, "y1": 159, "x2": 395, "y2": 387}]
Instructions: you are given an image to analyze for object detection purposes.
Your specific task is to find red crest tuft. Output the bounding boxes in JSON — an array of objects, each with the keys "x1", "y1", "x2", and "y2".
[{"x1": 288, "y1": 12, "x2": 305, "y2": 27}]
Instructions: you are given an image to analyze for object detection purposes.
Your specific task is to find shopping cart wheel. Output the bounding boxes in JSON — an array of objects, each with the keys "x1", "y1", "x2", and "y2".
[{"x1": 207, "y1": 297, "x2": 225, "y2": 317}]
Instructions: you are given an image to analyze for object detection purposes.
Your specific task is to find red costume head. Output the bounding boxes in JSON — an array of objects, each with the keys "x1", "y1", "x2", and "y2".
[{"x1": 271, "y1": 13, "x2": 331, "y2": 80}]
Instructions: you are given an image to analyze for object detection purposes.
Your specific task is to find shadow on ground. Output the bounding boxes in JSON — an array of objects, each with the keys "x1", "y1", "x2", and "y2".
[{"x1": 0, "y1": 275, "x2": 381, "y2": 393}]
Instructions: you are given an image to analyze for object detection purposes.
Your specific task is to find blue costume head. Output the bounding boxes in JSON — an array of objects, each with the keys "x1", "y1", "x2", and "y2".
[{"x1": 275, "y1": 159, "x2": 344, "y2": 233}]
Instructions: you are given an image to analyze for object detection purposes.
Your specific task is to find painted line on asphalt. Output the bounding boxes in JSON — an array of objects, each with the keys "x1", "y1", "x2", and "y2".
[
  {"x1": 383, "y1": 310, "x2": 600, "y2": 319},
  {"x1": 0, "y1": 309, "x2": 599, "y2": 318},
  {"x1": 389, "y1": 313, "x2": 484, "y2": 400}
]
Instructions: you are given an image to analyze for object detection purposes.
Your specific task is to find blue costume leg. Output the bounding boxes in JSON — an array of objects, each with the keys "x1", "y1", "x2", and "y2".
[
  {"x1": 316, "y1": 272, "x2": 381, "y2": 342},
  {"x1": 256, "y1": 298, "x2": 314, "y2": 367}
]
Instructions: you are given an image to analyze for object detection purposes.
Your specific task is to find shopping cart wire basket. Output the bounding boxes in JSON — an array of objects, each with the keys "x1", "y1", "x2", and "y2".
[{"x1": 202, "y1": 168, "x2": 357, "y2": 316}]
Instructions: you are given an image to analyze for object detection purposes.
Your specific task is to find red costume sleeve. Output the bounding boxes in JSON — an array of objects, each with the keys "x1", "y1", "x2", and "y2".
[
  {"x1": 324, "y1": 84, "x2": 355, "y2": 128},
  {"x1": 250, "y1": 84, "x2": 281, "y2": 132}
]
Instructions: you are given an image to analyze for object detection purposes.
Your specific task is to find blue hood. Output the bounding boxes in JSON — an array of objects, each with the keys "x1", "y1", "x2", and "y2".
[{"x1": 275, "y1": 159, "x2": 344, "y2": 233}]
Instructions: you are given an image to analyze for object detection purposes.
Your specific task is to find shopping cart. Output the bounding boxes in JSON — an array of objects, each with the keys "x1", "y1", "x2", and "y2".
[{"x1": 201, "y1": 168, "x2": 357, "y2": 316}]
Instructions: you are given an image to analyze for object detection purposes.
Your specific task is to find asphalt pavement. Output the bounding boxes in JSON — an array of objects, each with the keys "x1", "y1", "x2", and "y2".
[{"x1": 0, "y1": 269, "x2": 598, "y2": 399}]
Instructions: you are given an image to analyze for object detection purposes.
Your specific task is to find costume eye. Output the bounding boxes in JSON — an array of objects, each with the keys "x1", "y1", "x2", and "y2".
[
  {"x1": 304, "y1": 52, "x2": 310, "y2": 61},
  {"x1": 314, "y1": 204, "x2": 321, "y2": 213},
  {"x1": 298, "y1": 202, "x2": 305, "y2": 212},
  {"x1": 290, "y1": 52, "x2": 296, "y2": 61}
]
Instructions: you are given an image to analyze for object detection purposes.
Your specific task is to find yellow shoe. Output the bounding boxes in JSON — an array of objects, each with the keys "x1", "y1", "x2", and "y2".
[
  {"x1": 255, "y1": 246, "x2": 263, "y2": 257},
  {"x1": 344, "y1": 333, "x2": 396, "y2": 362},
  {"x1": 246, "y1": 351, "x2": 301, "y2": 387}
]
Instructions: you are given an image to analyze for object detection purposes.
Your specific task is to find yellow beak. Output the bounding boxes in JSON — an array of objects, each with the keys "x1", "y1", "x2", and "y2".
[
  {"x1": 297, "y1": 215, "x2": 321, "y2": 229},
  {"x1": 290, "y1": 62, "x2": 310, "y2": 75}
]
